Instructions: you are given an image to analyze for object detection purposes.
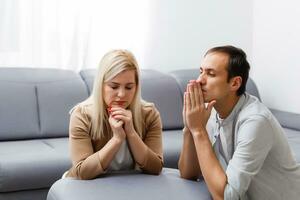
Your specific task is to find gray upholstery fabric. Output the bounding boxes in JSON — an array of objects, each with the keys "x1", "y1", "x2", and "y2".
[
  {"x1": 0, "y1": 138, "x2": 71, "y2": 192},
  {"x1": 80, "y1": 69, "x2": 184, "y2": 130},
  {"x1": 162, "y1": 130, "x2": 183, "y2": 168},
  {"x1": 169, "y1": 69, "x2": 198, "y2": 96},
  {"x1": 271, "y1": 108, "x2": 300, "y2": 131},
  {"x1": 0, "y1": 74, "x2": 40, "y2": 140},
  {"x1": 0, "y1": 67, "x2": 299, "y2": 200},
  {"x1": 245, "y1": 78, "x2": 261, "y2": 101},
  {"x1": 0, "y1": 68, "x2": 88, "y2": 139},
  {"x1": 79, "y1": 69, "x2": 95, "y2": 95},
  {"x1": 38, "y1": 79, "x2": 88, "y2": 137},
  {"x1": 140, "y1": 70, "x2": 183, "y2": 129},
  {"x1": 0, "y1": 188, "x2": 48, "y2": 200},
  {"x1": 47, "y1": 168, "x2": 211, "y2": 200}
]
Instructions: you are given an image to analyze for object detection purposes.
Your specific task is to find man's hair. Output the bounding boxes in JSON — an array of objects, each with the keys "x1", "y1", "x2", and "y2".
[{"x1": 205, "y1": 45, "x2": 250, "y2": 96}]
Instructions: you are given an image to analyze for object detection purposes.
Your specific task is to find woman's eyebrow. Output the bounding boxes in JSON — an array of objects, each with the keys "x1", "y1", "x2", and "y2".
[{"x1": 110, "y1": 82, "x2": 135, "y2": 85}]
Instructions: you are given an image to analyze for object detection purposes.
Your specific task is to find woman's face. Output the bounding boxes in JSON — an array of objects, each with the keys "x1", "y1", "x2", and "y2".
[{"x1": 103, "y1": 70, "x2": 137, "y2": 109}]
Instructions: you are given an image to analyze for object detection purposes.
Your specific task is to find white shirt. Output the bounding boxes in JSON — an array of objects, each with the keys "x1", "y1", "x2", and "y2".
[
  {"x1": 108, "y1": 140, "x2": 134, "y2": 171},
  {"x1": 207, "y1": 93, "x2": 300, "y2": 200}
]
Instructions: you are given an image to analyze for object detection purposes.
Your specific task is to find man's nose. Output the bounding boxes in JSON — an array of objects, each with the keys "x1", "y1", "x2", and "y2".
[{"x1": 196, "y1": 73, "x2": 205, "y2": 84}]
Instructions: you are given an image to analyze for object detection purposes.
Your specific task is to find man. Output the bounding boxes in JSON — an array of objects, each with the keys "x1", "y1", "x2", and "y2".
[{"x1": 178, "y1": 45, "x2": 300, "y2": 200}]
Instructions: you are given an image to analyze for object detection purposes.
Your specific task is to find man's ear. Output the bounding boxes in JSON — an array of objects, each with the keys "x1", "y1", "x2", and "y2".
[{"x1": 230, "y1": 76, "x2": 242, "y2": 92}]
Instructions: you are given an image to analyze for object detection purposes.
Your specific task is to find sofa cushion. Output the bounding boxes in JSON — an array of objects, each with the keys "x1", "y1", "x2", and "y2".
[
  {"x1": 162, "y1": 130, "x2": 183, "y2": 168},
  {"x1": 0, "y1": 68, "x2": 88, "y2": 139},
  {"x1": 0, "y1": 81, "x2": 40, "y2": 140},
  {"x1": 0, "y1": 188, "x2": 48, "y2": 200},
  {"x1": 79, "y1": 69, "x2": 95, "y2": 95},
  {"x1": 80, "y1": 69, "x2": 184, "y2": 130},
  {"x1": 38, "y1": 79, "x2": 88, "y2": 138},
  {"x1": 246, "y1": 78, "x2": 261, "y2": 101},
  {"x1": 47, "y1": 168, "x2": 211, "y2": 200},
  {"x1": 271, "y1": 109, "x2": 300, "y2": 131},
  {"x1": 0, "y1": 138, "x2": 71, "y2": 192},
  {"x1": 140, "y1": 70, "x2": 183, "y2": 129},
  {"x1": 169, "y1": 69, "x2": 198, "y2": 96}
]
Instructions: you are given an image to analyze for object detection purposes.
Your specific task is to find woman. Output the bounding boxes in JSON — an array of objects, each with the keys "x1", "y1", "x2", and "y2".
[{"x1": 65, "y1": 49, "x2": 163, "y2": 180}]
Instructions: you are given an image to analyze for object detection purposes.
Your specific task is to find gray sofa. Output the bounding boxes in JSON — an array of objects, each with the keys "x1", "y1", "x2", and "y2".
[{"x1": 0, "y1": 68, "x2": 299, "y2": 200}]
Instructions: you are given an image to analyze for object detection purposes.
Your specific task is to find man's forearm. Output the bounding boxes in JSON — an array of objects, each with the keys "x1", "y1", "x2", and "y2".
[
  {"x1": 178, "y1": 128, "x2": 201, "y2": 179},
  {"x1": 192, "y1": 130, "x2": 227, "y2": 200}
]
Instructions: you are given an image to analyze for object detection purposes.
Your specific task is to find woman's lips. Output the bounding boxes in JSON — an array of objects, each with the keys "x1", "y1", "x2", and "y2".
[
  {"x1": 115, "y1": 101, "x2": 126, "y2": 105},
  {"x1": 110, "y1": 101, "x2": 126, "y2": 107},
  {"x1": 107, "y1": 102, "x2": 125, "y2": 114}
]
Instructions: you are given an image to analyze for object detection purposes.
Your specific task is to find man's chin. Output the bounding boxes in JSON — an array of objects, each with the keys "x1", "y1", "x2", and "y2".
[
  {"x1": 202, "y1": 94, "x2": 209, "y2": 102},
  {"x1": 203, "y1": 96, "x2": 212, "y2": 103}
]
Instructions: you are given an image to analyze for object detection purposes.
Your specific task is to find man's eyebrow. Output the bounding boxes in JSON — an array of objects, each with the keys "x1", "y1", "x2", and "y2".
[
  {"x1": 200, "y1": 67, "x2": 216, "y2": 72},
  {"x1": 206, "y1": 68, "x2": 216, "y2": 72}
]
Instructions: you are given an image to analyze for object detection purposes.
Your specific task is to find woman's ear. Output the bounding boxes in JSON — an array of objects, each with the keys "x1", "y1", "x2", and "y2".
[{"x1": 230, "y1": 76, "x2": 242, "y2": 92}]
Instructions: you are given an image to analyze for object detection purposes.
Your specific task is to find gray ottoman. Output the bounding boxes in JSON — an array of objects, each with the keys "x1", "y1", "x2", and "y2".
[{"x1": 47, "y1": 168, "x2": 211, "y2": 200}]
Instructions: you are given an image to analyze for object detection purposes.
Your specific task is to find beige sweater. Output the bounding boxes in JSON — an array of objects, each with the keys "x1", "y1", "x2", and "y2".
[{"x1": 66, "y1": 103, "x2": 163, "y2": 179}]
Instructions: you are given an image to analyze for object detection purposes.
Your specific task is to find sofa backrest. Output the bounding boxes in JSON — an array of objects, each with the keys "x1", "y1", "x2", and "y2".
[
  {"x1": 0, "y1": 68, "x2": 88, "y2": 140},
  {"x1": 270, "y1": 108, "x2": 300, "y2": 131},
  {"x1": 169, "y1": 68, "x2": 261, "y2": 100},
  {"x1": 80, "y1": 69, "x2": 184, "y2": 130}
]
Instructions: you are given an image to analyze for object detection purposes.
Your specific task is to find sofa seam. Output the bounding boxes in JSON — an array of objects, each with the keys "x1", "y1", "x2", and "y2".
[
  {"x1": 79, "y1": 74, "x2": 92, "y2": 95},
  {"x1": 35, "y1": 85, "x2": 41, "y2": 134}
]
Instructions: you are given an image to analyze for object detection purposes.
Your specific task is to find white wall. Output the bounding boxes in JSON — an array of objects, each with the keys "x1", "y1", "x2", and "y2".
[
  {"x1": 142, "y1": 0, "x2": 299, "y2": 114},
  {"x1": 252, "y1": 0, "x2": 300, "y2": 113},
  {"x1": 142, "y1": 0, "x2": 253, "y2": 72},
  {"x1": 1, "y1": 1, "x2": 297, "y2": 113}
]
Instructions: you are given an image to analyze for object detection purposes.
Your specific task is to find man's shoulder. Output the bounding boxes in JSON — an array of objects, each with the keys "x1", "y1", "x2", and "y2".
[
  {"x1": 238, "y1": 94, "x2": 272, "y2": 122},
  {"x1": 236, "y1": 95, "x2": 283, "y2": 139}
]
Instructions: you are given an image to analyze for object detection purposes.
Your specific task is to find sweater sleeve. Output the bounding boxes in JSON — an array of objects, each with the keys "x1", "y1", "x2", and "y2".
[
  {"x1": 67, "y1": 106, "x2": 105, "y2": 179},
  {"x1": 138, "y1": 105, "x2": 163, "y2": 175}
]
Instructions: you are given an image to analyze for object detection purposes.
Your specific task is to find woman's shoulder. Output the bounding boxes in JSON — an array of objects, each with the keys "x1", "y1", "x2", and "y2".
[
  {"x1": 70, "y1": 102, "x2": 93, "y2": 120},
  {"x1": 141, "y1": 101, "x2": 161, "y2": 121}
]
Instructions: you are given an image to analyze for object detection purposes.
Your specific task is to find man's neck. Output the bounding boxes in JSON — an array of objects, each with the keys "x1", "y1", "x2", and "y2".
[{"x1": 214, "y1": 94, "x2": 241, "y2": 119}]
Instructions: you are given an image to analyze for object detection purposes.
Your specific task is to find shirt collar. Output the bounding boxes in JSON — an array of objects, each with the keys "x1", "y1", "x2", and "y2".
[{"x1": 216, "y1": 93, "x2": 247, "y2": 126}]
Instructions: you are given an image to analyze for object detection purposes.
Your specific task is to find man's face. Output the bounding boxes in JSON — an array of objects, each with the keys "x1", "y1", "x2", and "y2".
[
  {"x1": 196, "y1": 52, "x2": 232, "y2": 103},
  {"x1": 103, "y1": 70, "x2": 137, "y2": 109}
]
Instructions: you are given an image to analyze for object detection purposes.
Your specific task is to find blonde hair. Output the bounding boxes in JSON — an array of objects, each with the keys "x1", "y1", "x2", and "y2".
[{"x1": 80, "y1": 49, "x2": 145, "y2": 139}]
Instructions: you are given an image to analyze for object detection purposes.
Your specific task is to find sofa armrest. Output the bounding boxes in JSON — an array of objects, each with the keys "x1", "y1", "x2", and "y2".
[{"x1": 270, "y1": 108, "x2": 300, "y2": 131}]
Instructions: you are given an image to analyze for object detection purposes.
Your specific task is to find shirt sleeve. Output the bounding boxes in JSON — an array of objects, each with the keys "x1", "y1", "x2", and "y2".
[
  {"x1": 68, "y1": 106, "x2": 105, "y2": 180},
  {"x1": 224, "y1": 115, "x2": 274, "y2": 200},
  {"x1": 138, "y1": 105, "x2": 163, "y2": 175}
]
